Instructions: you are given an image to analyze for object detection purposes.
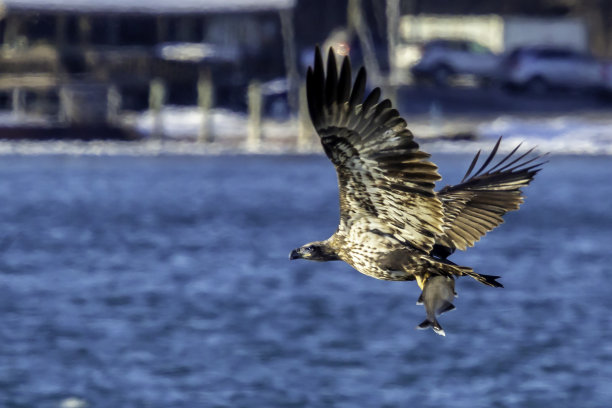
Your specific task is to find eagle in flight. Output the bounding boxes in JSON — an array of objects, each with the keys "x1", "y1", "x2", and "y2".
[{"x1": 289, "y1": 47, "x2": 545, "y2": 335}]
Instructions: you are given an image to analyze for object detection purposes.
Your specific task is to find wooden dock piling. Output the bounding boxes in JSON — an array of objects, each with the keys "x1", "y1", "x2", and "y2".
[
  {"x1": 149, "y1": 78, "x2": 166, "y2": 140},
  {"x1": 247, "y1": 80, "x2": 262, "y2": 151},
  {"x1": 197, "y1": 68, "x2": 214, "y2": 143}
]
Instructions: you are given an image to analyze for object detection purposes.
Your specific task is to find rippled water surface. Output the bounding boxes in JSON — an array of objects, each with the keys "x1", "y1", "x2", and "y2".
[{"x1": 0, "y1": 153, "x2": 610, "y2": 407}]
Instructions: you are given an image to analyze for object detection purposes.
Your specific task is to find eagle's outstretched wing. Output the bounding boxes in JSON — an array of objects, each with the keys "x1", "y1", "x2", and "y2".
[
  {"x1": 435, "y1": 137, "x2": 546, "y2": 251},
  {"x1": 306, "y1": 47, "x2": 443, "y2": 252}
]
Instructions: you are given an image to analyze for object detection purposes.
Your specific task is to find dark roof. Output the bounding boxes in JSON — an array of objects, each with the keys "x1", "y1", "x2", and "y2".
[{"x1": 0, "y1": 0, "x2": 295, "y2": 15}]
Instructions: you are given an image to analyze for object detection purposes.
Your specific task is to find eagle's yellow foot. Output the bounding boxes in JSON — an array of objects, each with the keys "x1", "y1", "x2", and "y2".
[{"x1": 415, "y1": 274, "x2": 429, "y2": 290}]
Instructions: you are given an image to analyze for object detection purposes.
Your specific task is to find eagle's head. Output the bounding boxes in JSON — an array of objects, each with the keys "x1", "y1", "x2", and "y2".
[{"x1": 289, "y1": 241, "x2": 340, "y2": 262}]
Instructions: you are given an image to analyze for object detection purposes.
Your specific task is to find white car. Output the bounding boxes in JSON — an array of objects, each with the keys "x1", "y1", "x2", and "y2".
[
  {"x1": 499, "y1": 46, "x2": 604, "y2": 93},
  {"x1": 411, "y1": 39, "x2": 500, "y2": 86}
]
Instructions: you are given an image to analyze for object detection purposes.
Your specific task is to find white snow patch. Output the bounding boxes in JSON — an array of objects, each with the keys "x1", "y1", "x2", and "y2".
[
  {"x1": 477, "y1": 115, "x2": 612, "y2": 155},
  {"x1": 127, "y1": 106, "x2": 299, "y2": 142}
]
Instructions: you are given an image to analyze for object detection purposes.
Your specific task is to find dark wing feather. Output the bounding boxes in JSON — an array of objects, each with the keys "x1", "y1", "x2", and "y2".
[
  {"x1": 436, "y1": 137, "x2": 547, "y2": 250},
  {"x1": 307, "y1": 47, "x2": 443, "y2": 252}
]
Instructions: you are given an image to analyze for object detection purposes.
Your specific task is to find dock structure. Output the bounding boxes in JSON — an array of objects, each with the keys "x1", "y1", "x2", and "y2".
[{"x1": 0, "y1": 0, "x2": 297, "y2": 140}]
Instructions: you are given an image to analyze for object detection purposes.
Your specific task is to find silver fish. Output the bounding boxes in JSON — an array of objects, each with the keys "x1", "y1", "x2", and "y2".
[{"x1": 416, "y1": 276, "x2": 457, "y2": 336}]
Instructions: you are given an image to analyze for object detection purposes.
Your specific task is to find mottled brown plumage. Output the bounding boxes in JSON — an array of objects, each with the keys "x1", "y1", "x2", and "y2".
[{"x1": 290, "y1": 47, "x2": 545, "y2": 308}]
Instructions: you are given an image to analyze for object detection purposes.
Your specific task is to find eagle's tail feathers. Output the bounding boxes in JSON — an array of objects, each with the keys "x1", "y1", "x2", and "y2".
[
  {"x1": 463, "y1": 270, "x2": 504, "y2": 288},
  {"x1": 421, "y1": 257, "x2": 502, "y2": 288}
]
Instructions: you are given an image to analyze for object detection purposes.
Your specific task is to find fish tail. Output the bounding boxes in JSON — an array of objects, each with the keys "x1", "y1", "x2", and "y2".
[
  {"x1": 416, "y1": 318, "x2": 446, "y2": 336},
  {"x1": 439, "y1": 301, "x2": 456, "y2": 315}
]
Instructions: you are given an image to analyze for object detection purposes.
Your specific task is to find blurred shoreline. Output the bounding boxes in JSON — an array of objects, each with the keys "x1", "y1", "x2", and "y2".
[{"x1": 1, "y1": 107, "x2": 612, "y2": 156}]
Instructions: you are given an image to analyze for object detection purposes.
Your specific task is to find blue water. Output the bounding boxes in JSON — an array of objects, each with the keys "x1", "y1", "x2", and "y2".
[{"x1": 0, "y1": 153, "x2": 610, "y2": 407}]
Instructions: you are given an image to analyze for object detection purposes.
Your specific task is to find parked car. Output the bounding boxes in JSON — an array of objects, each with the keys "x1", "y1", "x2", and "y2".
[
  {"x1": 498, "y1": 46, "x2": 604, "y2": 93},
  {"x1": 410, "y1": 39, "x2": 500, "y2": 86}
]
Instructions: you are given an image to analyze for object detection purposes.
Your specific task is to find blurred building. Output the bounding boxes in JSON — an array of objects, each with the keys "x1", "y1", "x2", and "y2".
[{"x1": 0, "y1": 0, "x2": 296, "y2": 134}]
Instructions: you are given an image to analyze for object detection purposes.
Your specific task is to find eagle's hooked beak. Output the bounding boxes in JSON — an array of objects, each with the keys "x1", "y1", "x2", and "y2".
[{"x1": 289, "y1": 248, "x2": 301, "y2": 260}]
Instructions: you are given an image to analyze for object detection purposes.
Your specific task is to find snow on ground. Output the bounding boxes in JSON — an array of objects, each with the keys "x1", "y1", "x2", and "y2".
[
  {"x1": 128, "y1": 107, "x2": 299, "y2": 143},
  {"x1": 0, "y1": 111, "x2": 54, "y2": 127},
  {"x1": 420, "y1": 114, "x2": 612, "y2": 155},
  {"x1": 1, "y1": 106, "x2": 612, "y2": 155},
  {"x1": 128, "y1": 107, "x2": 612, "y2": 155},
  {"x1": 129, "y1": 107, "x2": 248, "y2": 141},
  {"x1": 476, "y1": 115, "x2": 612, "y2": 155}
]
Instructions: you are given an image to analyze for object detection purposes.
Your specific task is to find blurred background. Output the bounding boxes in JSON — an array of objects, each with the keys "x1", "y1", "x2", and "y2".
[
  {"x1": 0, "y1": 1, "x2": 611, "y2": 407},
  {"x1": 0, "y1": 0, "x2": 612, "y2": 150}
]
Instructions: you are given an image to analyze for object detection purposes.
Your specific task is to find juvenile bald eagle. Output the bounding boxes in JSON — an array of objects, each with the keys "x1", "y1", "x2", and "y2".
[{"x1": 289, "y1": 47, "x2": 545, "y2": 334}]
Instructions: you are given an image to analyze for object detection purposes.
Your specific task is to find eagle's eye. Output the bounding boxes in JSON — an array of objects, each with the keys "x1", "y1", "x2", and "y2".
[{"x1": 304, "y1": 245, "x2": 315, "y2": 253}]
